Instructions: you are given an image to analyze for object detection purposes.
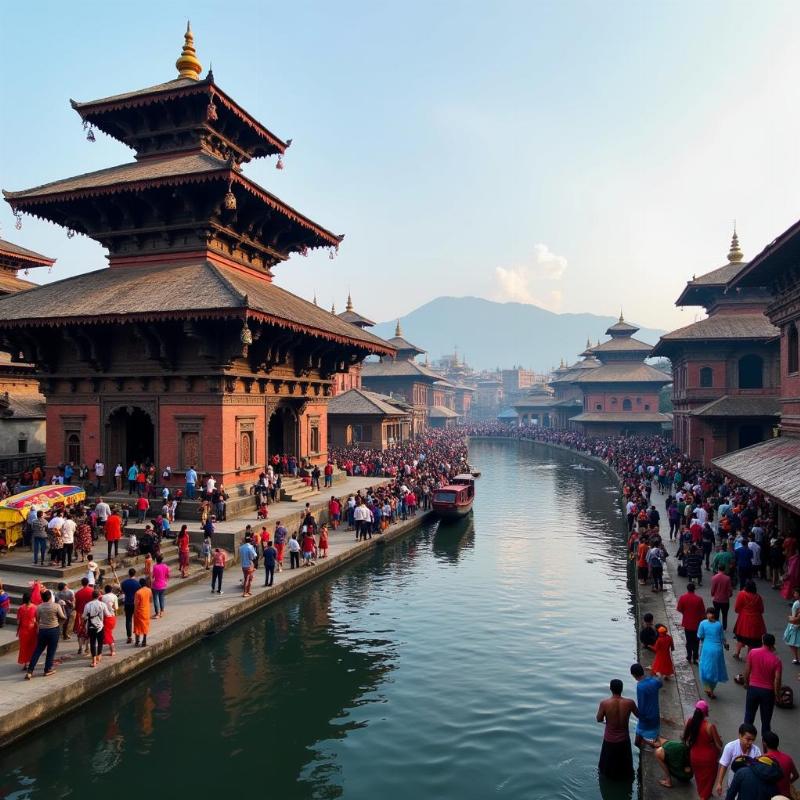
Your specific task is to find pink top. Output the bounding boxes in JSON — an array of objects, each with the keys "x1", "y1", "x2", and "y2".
[
  {"x1": 711, "y1": 571, "x2": 732, "y2": 603},
  {"x1": 747, "y1": 646, "x2": 782, "y2": 690},
  {"x1": 152, "y1": 563, "x2": 170, "y2": 591}
]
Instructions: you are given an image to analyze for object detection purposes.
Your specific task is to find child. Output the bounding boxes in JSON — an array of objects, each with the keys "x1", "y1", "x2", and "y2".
[
  {"x1": 202, "y1": 535, "x2": 212, "y2": 570},
  {"x1": 257, "y1": 502, "x2": 269, "y2": 520},
  {"x1": 143, "y1": 552, "x2": 153, "y2": 587},
  {"x1": 650, "y1": 625, "x2": 675, "y2": 680},
  {"x1": 0, "y1": 582, "x2": 10, "y2": 627},
  {"x1": 318, "y1": 524, "x2": 329, "y2": 559},
  {"x1": 639, "y1": 612, "x2": 659, "y2": 652},
  {"x1": 126, "y1": 531, "x2": 139, "y2": 559}
]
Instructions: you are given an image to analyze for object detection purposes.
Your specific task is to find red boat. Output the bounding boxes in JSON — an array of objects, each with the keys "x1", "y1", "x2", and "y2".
[{"x1": 432, "y1": 474, "x2": 476, "y2": 519}]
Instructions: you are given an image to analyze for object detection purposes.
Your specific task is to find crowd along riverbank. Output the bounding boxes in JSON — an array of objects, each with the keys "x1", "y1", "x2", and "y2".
[{"x1": 0, "y1": 492, "x2": 432, "y2": 749}]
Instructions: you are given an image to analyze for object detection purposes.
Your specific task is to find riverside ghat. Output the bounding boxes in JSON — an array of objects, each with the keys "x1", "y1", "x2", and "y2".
[{"x1": 1, "y1": 435, "x2": 641, "y2": 800}]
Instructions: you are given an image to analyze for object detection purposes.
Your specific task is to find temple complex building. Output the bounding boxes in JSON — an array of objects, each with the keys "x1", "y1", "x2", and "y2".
[
  {"x1": 361, "y1": 322, "x2": 437, "y2": 434},
  {"x1": 0, "y1": 239, "x2": 53, "y2": 469},
  {"x1": 653, "y1": 232, "x2": 779, "y2": 464},
  {"x1": 0, "y1": 26, "x2": 393, "y2": 500},
  {"x1": 568, "y1": 315, "x2": 671, "y2": 435},
  {"x1": 714, "y1": 218, "x2": 800, "y2": 528},
  {"x1": 326, "y1": 388, "x2": 412, "y2": 448},
  {"x1": 333, "y1": 292, "x2": 376, "y2": 395}
]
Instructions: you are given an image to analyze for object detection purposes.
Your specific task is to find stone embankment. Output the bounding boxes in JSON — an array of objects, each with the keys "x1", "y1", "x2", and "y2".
[{"x1": 0, "y1": 484, "x2": 434, "y2": 749}]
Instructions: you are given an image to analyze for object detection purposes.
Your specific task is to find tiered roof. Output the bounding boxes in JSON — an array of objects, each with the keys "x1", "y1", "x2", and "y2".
[
  {"x1": 385, "y1": 320, "x2": 425, "y2": 359},
  {"x1": 327, "y1": 388, "x2": 410, "y2": 417},
  {"x1": 337, "y1": 293, "x2": 376, "y2": 329},
  {"x1": 0, "y1": 238, "x2": 54, "y2": 296}
]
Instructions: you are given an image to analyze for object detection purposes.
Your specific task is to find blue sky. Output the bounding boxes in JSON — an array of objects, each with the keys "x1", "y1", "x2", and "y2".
[{"x1": 2, "y1": 0, "x2": 799, "y2": 331}]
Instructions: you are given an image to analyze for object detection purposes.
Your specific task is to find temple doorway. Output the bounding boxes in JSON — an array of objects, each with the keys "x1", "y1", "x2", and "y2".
[
  {"x1": 107, "y1": 406, "x2": 155, "y2": 468},
  {"x1": 268, "y1": 406, "x2": 298, "y2": 458}
]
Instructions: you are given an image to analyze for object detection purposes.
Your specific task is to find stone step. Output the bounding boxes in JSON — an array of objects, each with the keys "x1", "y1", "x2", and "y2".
[{"x1": 0, "y1": 548, "x2": 235, "y2": 640}]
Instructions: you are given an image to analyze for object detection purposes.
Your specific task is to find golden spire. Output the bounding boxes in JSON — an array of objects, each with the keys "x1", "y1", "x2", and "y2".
[
  {"x1": 596, "y1": 338, "x2": 601, "y2": 346},
  {"x1": 619, "y1": 309, "x2": 624, "y2": 323},
  {"x1": 346, "y1": 292, "x2": 353, "y2": 312},
  {"x1": 331, "y1": 302, "x2": 336, "y2": 314},
  {"x1": 586, "y1": 337, "x2": 591, "y2": 349},
  {"x1": 728, "y1": 224, "x2": 744, "y2": 263},
  {"x1": 313, "y1": 291, "x2": 317, "y2": 306},
  {"x1": 176, "y1": 21, "x2": 202, "y2": 80},
  {"x1": 395, "y1": 319, "x2": 402, "y2": 337}
]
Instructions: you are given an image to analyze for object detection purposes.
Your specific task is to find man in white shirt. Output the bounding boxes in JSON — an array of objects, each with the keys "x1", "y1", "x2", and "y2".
[
  {"x1": 60, "y1": 515, "x2": 76, "y2": 567},
  {"x1": 94, "y1": 460, "x2": 105, "y2": 492},
  {"x1": 94, "y1": 498, "x2": 111, "y2": 529},
  {"x1": 206, "y1": 475, "x2": 216, "y2": 497},
  {"x1": 715, "y1": 723, "x2": 761, "y2": 793}
]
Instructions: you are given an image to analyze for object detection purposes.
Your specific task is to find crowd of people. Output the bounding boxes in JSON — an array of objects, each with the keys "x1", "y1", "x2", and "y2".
[{"x1": 470, "y1": 421, "x2": 799, "y2": 799}]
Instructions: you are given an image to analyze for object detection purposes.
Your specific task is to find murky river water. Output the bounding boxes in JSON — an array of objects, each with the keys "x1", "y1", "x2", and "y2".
[{"x1": 3, "y1": 438, "x2": 639, "y2": 800}]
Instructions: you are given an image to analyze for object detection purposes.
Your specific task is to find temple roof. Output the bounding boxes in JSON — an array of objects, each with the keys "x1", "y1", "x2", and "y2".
[
  {"x1": 605, "y1": 313, "x2": 639, "y2": 336},
  {"x1": 362, "y1": 359, "x2": 441, "y2": 382},
  {"x1": 569, "y1": 411, "x2": 671, "y2": 423},
  {"x1": 429, "y1": 405, "x2": 460, "y2": 419},
  {"x1": 0, "y1": 259, "x2": 394, "y2": 354},
  {"x1": 652, "y1": 313, "x2": 778, "y2": 355},
  {"x1": 713, "y1": 436, "x2": 800, "y2": 513},
  {"x1": 690, "y1": 395, "x2": 780, "y2": 418},
  {"x1": 730, "y1": 216, "x2": 800, "y2": 289},
  {"x1": 569, "y1": 363, "x2": 672, "y2": 384},
  {"x1": 591, "y1": 336, "x2": 654, "y2": 354},
  {"x1": 327, "y1": 388, "x2": 410, "y2": 417},
  {"x1": 676, "y1": 232, "x2": 751, "y2": 307},
  {"x1": 337, "y1": 294, "x2": 375, "y2": 329},
  {"x1": 0, "y1": 238, "x2": 55, "y2": 269},
  {"x1": 0, "y1": 272, "x2": 37, "y2": 295}
]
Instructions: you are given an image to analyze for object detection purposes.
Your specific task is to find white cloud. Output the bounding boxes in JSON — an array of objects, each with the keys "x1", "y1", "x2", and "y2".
[{"x1": 493, "y1": 243, "x2": 567, "y2": 311}]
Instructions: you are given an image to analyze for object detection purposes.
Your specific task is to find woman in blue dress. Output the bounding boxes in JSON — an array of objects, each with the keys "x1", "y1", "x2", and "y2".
[{"x1": 697, "y1": 607, "x2": 728, "y2": 699}]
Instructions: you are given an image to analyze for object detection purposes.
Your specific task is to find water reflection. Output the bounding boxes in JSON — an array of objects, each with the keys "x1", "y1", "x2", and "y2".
[{"x1": 3, "y1": 439, "x2": 638, "y2": 800}]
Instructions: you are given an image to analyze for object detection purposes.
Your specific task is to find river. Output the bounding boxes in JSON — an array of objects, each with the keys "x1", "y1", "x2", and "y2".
[{"x1": 2, "y1": 438, "x2": 639, "y2": 800}]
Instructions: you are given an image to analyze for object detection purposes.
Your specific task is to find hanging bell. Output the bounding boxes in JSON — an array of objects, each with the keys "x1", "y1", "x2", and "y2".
[
  {"x1": 86, "y1": 127, "x2": 96, "y2": 142},
  {"x1": 276, "y1": 155, "x2": 284, "y2": 170},
  {"x1": 67, "y1": 228, "x2": 76, "y2": 239},
  {"x1": 206, "y1": 100, "x2": 218, "y2": 121},
  {"x1": 328, "y1": 248, "x2": 336, "y2": 260},
  {"x1": 223, "y1": 181, "x2": 237, "y2": 210},
  {"x1": 14, "y1": 212, "x2": 22, "y2": 231},
  {"x1": 299, "y1": 245, "x2": 309, "y2": 257},
  {"x1": 240, "y1": 321, "x2": 253, "y2": 346}
]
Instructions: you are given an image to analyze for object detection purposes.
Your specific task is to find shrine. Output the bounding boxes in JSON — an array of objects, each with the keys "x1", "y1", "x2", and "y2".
[{"x1": 0, "y1": 26, "x2": 393, "y2": 499}]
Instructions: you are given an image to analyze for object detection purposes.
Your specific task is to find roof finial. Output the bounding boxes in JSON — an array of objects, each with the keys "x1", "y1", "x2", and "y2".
[
  {"x1": 331, "y1": 302, "x2": 336, "y2": 314},
  {"x1": 313, "y1": 291, "x2": 318, "y2": 306},
  {"x1": 619, "y1": 309, "x2": 624, "y2": 323},
  {"x1": 728, "y1": 222, "x2": 744, "y2": 263},
  {"x1": 176, "y1": 21, "x2": 202, "y2": 80},
  {"x1": 346, "y1": 291, "x2": 353, "y2": 312},
  {"x1": 395, "y1": 319, "x2": 402, "y2": 337},
  {"x1": 586, "y1": 337, "x2": 591, "y2": 348}
]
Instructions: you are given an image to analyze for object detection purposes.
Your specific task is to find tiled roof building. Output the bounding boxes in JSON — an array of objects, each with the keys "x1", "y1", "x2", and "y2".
[
  {"x1": 0, "y1": 26, "x2": 393, "y2": 498},
  {"x1": 653, "y1": 232, "x2": 780, "y2": 464}
]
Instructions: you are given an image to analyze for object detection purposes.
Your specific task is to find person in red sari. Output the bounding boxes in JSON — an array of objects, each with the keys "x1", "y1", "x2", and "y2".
[
  {"x1": 16, "y1": 593, "x2": 38, "y2": 671},
  {"x1": 651, "y1": 625, "x2": 675, "y2": 679},
  {"x1": 177, "y1": 525, "x2": 190, "y2": 578},
  {"x1": 29, "y1": 579, "x2": 44, "y2": 605},
  {"x1": 73, "y1": 577, "x2": 94, "y2": 656},
  {"x1": 733, "y1": 579, "x2": 766, "y2": 660},
  {"x1": 780, "y1": 551, "x2": 800, "y2": 601},
  {"x1": 683, "y1": 700, "x2": 722, "y2": 799}
]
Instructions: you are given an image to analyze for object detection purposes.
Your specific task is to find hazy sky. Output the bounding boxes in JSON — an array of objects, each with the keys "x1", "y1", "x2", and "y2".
[{"x1": 2, "y1": 1, "x2": 799, "y2": 331}]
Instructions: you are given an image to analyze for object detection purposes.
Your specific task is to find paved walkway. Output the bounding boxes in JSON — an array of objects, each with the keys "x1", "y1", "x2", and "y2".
[
  {"x1": 0, "y1": 506, "x2": 432, "y2": 747},
  {"x1": 642, "y1": 490, "x2": 800, "y2": 800}
]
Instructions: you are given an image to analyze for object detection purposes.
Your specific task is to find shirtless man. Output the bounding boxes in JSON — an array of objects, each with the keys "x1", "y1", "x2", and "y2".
[{"x1": 597, "y1": 679, "x2": 639, "y2": 781}]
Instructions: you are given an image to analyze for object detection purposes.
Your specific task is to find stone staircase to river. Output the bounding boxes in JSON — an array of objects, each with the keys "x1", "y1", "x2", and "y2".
[{"x1": 0, "y1": 537, "x2": 235, "y2": 656}]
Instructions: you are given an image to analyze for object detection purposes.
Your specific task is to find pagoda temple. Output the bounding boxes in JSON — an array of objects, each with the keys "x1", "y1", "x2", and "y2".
[
  {"x1": 714, "y1": 216, "x2": 800, "y2": 528},
  {"x1": 0, "y1": 26, "x2": 393, "y2": 495},
  {"x1": 653, "y1": 232, "x2": 779, "y2": 464},
  {"x1": 568, "y1": 314, "x2": 671, "y2": 434}
]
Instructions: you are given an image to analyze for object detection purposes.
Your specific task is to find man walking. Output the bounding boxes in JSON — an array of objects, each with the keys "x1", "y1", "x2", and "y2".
[
  {"x1": 31, "y1": 510, "x2": 48, "y2": 565},
  {"x1": 120, "y1": 568, "x2": 140, "y2": 644},
  {"x1": 743, "y1": 633, "x2": 782, "y2": 736},
  {"x1": 211, "y1": 547, "x2": 227, "y2": 594},
  {"x1": 630, "y1": 662, "x2": 662, "y2": 748},
  {"x1": 93, "y1": 458, "x2": 105, "y2": 493},
  {"x1": 711, "y1": 563, "x2": 733, "y2": 630},
  {"x1": 596, "y1": 679, "x2": 638, "y2": 781},
  {"x1": 239, "y1": 536, "x2": 257, "y2": 597},
  {"x1": 263, "y1": 540, "x2": 277, "y2": 587},
  {"x1": 676, "y1": 582, "x2": 705, "y2": 664},
  {"x1": 185, "y1": 465, "x2": 198, "y2": 500}
]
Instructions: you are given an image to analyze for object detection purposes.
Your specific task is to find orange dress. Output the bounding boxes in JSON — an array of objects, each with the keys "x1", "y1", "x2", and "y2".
[
  {"x1": 16, "y1": 603, "x2": 38, "y2": 665},
  {"x1": 651, "y1": 633, "x2": 675, "y2": 676},
  {"x1": 133, "y1": 586, "x2": 152, "y2": 636}
]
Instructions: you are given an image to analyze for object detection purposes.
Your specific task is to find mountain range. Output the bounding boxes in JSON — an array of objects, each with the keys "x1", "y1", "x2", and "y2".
[{"x1": 371, "y1": 296, "x2": 667, "y2": 372}]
